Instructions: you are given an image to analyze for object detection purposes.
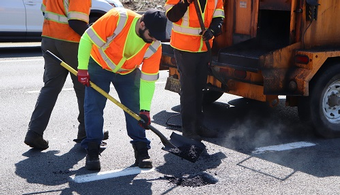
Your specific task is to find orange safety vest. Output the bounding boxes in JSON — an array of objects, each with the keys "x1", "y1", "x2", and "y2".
[
  {"x1": 41, "y1": 0, "x2": 91, "y2": 43},
  {"x1": 86, "y1": 8, "x2": 161, "y2": 81},
  {"x1": 165, "y1": 0, "x2": 224, "y2": 52}
]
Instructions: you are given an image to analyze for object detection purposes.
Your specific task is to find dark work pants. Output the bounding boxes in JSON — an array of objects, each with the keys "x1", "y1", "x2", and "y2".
[
  {"x1": 174, "y1": 49, "x2": 209, "y2": 134},
  {"x1": 28, "y1": 37, "x2": 85, "y2": 136}
]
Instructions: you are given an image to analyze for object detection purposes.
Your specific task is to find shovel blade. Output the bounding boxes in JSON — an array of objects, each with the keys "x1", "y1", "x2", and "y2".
[{"x1": 162, "y1": 132, "x2": 206, "y2": 163}]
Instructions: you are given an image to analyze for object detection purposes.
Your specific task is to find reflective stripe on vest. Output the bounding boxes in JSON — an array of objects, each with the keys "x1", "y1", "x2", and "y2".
[
  {"x1": 43, "y1": 0, "x2": 89, "y2": 24},
  {"x1": 213, "y1": 9, "x2": 224, "y2": 18},
  {"x1": 41, "y1": 3, "x2": 46, "y2": 13},
  {"x1": 90, "y1": 8, "x2": 128, "y2": 72},
  {"x1": 102, "y1": 8, "x2": 128, "y2": 49},
  {"x1": 88, "y1": 8, "x2": 160, "y2": 75},
  {"x1": 141, "y1": 72, "x2": 159, "y2": 81},
  {"x1": 165, "y1": 0, "x2": 221, "y2": 29},
  {"x1": 96, "y1": 40, "x2": 161, "y2": 74},
  {"x1": 172, "y1": 24, "x2": 201, "y2": 36},
  {"x1": 44, "y1": 12, "x2": 68, "y2": 23}
]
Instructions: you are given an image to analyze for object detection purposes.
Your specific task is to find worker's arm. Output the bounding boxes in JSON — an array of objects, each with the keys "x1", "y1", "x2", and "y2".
[
  {"x1": 209, "y1": 0, "x2": 225, "y2": 36},
  {"x1": 67, "y1": 0, "x2": 91, "y2": 36},
  {"x1": 77, "y1": 32, "x2": 93, "y2": 70},
  {"x1": 140, "y1": 80, "x2": 156, "y2": 111},
  {"x1": 77, "y1": 32, "x2": 93, "y2": 86},
  {"x1": 69, "y1": 20, "x2": 89, "y2": 36},
  {"x1": 209, "y1": 17, "x2": 224, "y2": 37},
  {"x1": 139, "y1": 44, "x2": 162, "y2": 111},
  {"x1": 166, "y1": 0, "x2": 190, "y2": 22},
  {"x1": 138, "y1": 80, "x2": 155, "y2": 129}
]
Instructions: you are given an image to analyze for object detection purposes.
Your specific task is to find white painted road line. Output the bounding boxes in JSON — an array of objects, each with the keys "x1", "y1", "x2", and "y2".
[
  {"x1": 71, "y1": 167, "x2": 155, "y2": 183},
  {"x1": 26, "y1": 88, "x2": 74, "y2": 94},
  {"x1": 0, "y1": 58, "x2": 43, "y2": 63},
  {"x1": 252, "y1": 141, "x2": 316, "y2": 154}
]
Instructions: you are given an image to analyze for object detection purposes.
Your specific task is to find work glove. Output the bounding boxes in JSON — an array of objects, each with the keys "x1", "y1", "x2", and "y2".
[
  {"x1": 138, "y1": 110, "x2": 151, "y2": 129},
  {"x1": 77, "y1": 69, "x2": 90, "y2": 87},
  {"x1": 200, "y1": 28, "x2": 215, "y2": 41}
]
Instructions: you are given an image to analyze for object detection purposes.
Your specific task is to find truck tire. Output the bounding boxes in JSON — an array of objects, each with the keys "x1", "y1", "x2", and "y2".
[
  {"x1": 308, "y1": 64, "x2": 340, "y2": 138},
  {"x1": 203, "y1": 90, "x2": 223, "y2": 105}
]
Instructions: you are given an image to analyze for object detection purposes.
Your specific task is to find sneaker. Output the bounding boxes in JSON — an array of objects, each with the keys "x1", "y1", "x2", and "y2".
[
  {"x1": 85, "y1": 142, "x2": 101, "y2": 171},
  {"x1": 197, "y1": 125, "x2": 218, "y2": 138},
  {"x1": 24, "y1": 131, "x2": 49, "y2": 150}
]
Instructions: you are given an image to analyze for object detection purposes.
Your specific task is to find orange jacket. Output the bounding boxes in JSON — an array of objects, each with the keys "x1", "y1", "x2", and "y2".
[
  {"x1": 41, "y1": 0, "x2": 91, "y2": 42},
  {"x1": 165, "y1": 0, "x2": 224, "y2": 52},
  {"x1": 85, "y1": 8, "x2": 161, "y2": 80}
]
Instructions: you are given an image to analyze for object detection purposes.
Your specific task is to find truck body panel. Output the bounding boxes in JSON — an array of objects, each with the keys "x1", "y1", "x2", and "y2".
[{"x1": 161, "y1": 0, "x2": 340, "y2": 138}]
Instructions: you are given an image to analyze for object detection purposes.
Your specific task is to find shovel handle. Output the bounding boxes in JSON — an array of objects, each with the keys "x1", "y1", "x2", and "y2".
[
  {"x1": 46, "y1": 50, "x2": 176, "y2": 148},
  {"x1": 193, "y1": 0, "x2": 211, "y2": 53}
]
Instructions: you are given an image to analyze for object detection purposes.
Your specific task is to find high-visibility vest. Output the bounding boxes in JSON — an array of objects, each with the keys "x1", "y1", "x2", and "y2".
[
  {"x1": 86, "y1": 8, "x2": 161, "y2": 81},
  {"x1": 41, "y1": 0, "x2": 91, "y2": 43},
  {"x1": 165, "y1": 0, "x2": 224, "y2": 52}
]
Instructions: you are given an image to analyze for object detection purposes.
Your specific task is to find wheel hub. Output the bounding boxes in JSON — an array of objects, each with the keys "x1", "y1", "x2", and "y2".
[{"x1": 323, "y1": 81, "x2": 340, "y2": 124}]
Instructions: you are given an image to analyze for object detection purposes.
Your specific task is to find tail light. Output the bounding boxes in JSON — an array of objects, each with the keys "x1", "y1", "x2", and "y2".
[{"x1": 295, "y1": 55, "x2": 310, "y2": 64}]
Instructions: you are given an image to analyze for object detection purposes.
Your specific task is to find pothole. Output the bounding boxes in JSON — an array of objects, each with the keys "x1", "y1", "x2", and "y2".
[{"x1": 163, "y1": 172, "x2": 218, "y2": 187}]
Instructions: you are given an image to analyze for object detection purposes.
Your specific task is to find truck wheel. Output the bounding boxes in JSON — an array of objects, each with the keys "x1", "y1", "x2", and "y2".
[
  {"x1": 309, "y1": 65, "x2": 340, "y2": 138},
  {"x1": 203, "y1": 90, "x2": 223, "y2": 105}
]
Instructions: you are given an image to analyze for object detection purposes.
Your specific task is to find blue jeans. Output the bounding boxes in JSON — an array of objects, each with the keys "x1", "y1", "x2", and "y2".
[{"x1": 81, "y1": 58, "x2": 150, "y2": 149}]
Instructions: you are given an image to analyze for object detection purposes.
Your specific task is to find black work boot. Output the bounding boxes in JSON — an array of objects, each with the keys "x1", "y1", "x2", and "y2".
[
  {"x1": 132, "y1": 142, "x2": 152, "y2": 168},
  {"x1": 182, "y1": 128, "x2": 202, "y2": 142},
  {"x1": 74, "y1": 131, "x2": 109, "y2": 143},
  {"x1": 197, "y1": 125, "x2": 218, "y2": 138},
  {"x1": 85, "y1": 142, "x2": 101, "y2": 171},
  {"x1": 24, "y1": 131, "x2": 49, "y2": 150}
]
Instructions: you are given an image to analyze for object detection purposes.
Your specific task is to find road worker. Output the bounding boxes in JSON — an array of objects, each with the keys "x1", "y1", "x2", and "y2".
[
  {"x1": 24, "y1": 0, "x2": 93, "y2": 150},
  {"x1": 165, "y1": 0, "x2": 224, "y2": 141},
  {"x1": 77, "y1": 8, "x2": 167, "y2": 171}
]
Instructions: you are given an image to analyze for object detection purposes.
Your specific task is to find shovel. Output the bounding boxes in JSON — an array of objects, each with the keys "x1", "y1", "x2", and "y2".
[{"x1": 46, "y1": 50, "x2": 205, "y2": 163}]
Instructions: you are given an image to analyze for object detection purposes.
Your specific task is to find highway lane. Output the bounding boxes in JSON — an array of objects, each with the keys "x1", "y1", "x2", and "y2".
[{"x1": 1, "y1": 44, "x2": 340, "y2": 195}]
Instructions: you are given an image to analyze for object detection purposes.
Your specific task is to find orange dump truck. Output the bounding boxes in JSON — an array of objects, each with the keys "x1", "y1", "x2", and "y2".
[{"x1": 161, "y1": 0, "x2": 340, "y2": 138}]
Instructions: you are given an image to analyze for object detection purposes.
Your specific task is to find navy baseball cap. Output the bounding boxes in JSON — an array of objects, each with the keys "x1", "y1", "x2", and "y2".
[{"x1": 143, "y1": 9, "x2": 167, "y2": 41}]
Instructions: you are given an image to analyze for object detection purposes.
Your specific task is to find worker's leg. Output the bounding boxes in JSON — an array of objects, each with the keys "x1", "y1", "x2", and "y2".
[
  {"x1": 25, "y1": 38, "x2": 68, "y2": 149},
  {"x1": 54, "y1": 40, "x2": 86, "y2": 140},
  {"x1": 195, "y1": 52, "x2": 209, "y2": 124},
  {"x1": 174, "y1": 49, "x2": 201, "y2": 140},
  {"x1": 194, "y1": 52, "x2": 218, "y2": 138},
  {"x1": 113, "y1": 69, "x2": 150, "y2": 145},
  {"x1": 81, "y1": 58, "x2": 110, "y2": 148},
  {"x1": 113, "y1": 69, "x2": 152, "y2": 168}
]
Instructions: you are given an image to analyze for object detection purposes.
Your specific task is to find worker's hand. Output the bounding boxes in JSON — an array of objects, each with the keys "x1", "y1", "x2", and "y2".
[
  {"x1": 77, "y1": 69, "x2": 90, "y2": 86},
  {"x1": 201, "y1": 28, "x2": 215, "y2": 41},
  {"x1": 138, "y1": 110, "x2": 151, "y2": 129}
]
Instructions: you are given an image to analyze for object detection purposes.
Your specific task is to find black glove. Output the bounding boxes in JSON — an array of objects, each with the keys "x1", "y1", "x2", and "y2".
[
  {"x1": 138, "y1": 110, "x2": 150, "y2": 129},
  {"x1": 201, "y1": 28, "x2": 214, "y2": 41}
]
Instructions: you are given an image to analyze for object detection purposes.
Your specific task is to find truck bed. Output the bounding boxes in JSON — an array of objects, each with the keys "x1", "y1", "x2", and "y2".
[{"x1": 216, "y1": 37, "x2": 289, "y2": 72}]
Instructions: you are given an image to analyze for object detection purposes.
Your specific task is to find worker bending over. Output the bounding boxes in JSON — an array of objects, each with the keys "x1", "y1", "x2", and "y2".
[{"x1": 77, "y1": 8, "x2": 167, "y2": 171}]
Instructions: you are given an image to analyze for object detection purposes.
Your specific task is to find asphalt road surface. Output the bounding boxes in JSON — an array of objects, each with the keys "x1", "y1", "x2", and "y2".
[{"x1": 1, "y1": 43, "x2": 340, "y2": 195}]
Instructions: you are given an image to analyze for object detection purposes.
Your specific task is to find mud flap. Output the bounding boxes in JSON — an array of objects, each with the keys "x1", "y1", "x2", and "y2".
[{"x1": 165, "y1": 76, "x2": 181, "y2": 93}]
